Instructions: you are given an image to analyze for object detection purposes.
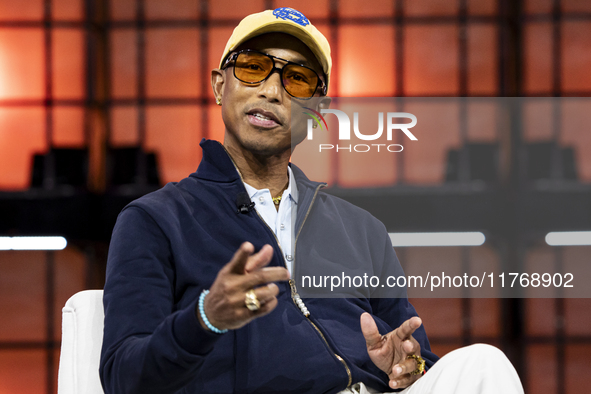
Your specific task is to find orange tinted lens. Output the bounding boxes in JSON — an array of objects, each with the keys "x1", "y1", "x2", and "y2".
[
  {"x1": 234, "y1": 52, "x2": 273, "y2": 83},
  {"x1": 283, "y1": 64, "x2": 318, "y2": 98}
]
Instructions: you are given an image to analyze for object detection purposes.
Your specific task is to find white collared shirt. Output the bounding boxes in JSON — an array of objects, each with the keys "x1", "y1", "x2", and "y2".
[{"x1": 244, "y1": 167, "x2": 297, "y2": 274}]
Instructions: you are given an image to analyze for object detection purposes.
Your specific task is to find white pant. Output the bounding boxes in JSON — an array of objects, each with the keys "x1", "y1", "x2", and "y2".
[{"x1": 344, "y1": 344, "x2": 524, "y2": 394}]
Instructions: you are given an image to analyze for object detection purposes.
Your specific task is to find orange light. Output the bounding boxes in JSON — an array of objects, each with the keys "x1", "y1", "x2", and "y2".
[{"x1": 0, "y1": 44, "x2": 5, "y2": 98}]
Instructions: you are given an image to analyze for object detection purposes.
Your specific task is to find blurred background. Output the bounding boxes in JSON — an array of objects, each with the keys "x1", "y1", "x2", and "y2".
[{"x1": 1, "y1": 0, "x2": 590, "y2": 393}]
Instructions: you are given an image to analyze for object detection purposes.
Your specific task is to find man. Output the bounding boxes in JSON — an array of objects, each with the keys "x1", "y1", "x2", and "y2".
[{"x1": 100, "y1": 7, "x2": 524, "y2": 394}]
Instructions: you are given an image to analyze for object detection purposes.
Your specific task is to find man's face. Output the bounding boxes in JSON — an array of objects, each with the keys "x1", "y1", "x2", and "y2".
[{"x1": 213, "y1": 33, "x2": 325, "y2": 158}]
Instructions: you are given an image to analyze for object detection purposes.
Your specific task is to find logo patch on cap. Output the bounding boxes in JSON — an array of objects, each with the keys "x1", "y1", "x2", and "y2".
[{"x1": 273, "y1": 7, "x2": 310, "y2": 27}]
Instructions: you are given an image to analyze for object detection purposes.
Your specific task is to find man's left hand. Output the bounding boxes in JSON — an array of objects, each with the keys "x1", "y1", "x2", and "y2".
[{"x1": 360, "y1": 313, "x2": 423, "y2": 390}]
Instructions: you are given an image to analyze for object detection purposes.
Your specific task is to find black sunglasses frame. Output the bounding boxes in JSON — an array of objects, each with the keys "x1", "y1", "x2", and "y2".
[{"x1": 222, "y1": 49, "x2": 327, "y2": 99}]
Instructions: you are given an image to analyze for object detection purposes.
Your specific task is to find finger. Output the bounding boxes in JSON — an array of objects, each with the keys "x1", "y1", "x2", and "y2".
[
  {"x1": 251, "y1": 283, "x2": 280, "y2": 305},
  {"x1": 395, "y1": 316, "x2": 422, "y2": 341},
  {"x1": 242, "y1": 267, "x2": 290, "y2": 289},
  {"x1": 392, "y1": 356, "x2": 419, "y2": 378},
  {"x1": 401, "y1": 338, "x2": 419, "y2": 355},
  {"x1": 247, "y1": 296, "x2": 278, "y2": 318},
  {"x1": 360, "y1": 312, "x2": 383, "y2": 350},
  {"x1": 244, "y1": 244, "x2": 275, "y2": 273},
  {"x1": 390, "y1": 372, "x2": 418, "y2": 390},
  {"x1": 236, "y1": 293, "x2": 279, "y2": 319},
  {"x1": 225, "y1": 242, "x2": 255, "y2": 275}
]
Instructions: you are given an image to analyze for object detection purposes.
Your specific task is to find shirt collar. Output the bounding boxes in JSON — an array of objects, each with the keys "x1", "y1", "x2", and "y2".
[{"x1": 243, "y1": 166, "x2": 298, "y2": 204}]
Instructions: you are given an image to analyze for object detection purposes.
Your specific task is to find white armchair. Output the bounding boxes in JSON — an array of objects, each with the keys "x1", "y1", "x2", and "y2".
[{"x1": 58, "y1": 289, "x2": 105, "y2": 394}]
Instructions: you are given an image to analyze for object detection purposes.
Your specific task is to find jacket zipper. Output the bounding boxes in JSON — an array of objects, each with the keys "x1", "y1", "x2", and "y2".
[
  {"x1": 291, "y1": 183, "x2": 353, "y2": 389},
  {"x1": 222, "y1": 143, "x2": 353, "y2": 389},
  {"x1": 257, "y1": 205, "x2": 352, "y2": 388}
]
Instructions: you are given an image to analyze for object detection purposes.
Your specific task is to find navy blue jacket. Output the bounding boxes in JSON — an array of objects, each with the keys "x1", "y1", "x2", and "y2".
[{"x1": 100, "y1": 139, "x2": 438, "y2": 394}]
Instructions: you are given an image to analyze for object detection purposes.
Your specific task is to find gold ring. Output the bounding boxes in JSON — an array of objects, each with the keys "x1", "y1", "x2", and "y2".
[
  {"x1": 407, "y1": 354, "x2": 425, "y2": 375},
  {"x1": 244, "y1": 289, "x2": 260, "y2": 311}
]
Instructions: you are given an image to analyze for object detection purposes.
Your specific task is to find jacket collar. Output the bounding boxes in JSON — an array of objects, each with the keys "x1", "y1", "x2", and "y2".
[
  {"x1": 192, "y1": 139, "x2": 242, "y2": 183},
  {"x1": 192, "y1": 139, "x2": 326, "y2": 193}
]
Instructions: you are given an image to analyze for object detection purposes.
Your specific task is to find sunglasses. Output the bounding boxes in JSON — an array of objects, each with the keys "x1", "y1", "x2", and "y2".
[{"x1": 222, "y1": 49, "x2": 327, "y2": 99}]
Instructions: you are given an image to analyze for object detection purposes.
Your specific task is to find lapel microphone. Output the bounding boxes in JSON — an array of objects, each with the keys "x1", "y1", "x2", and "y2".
[{"x1": 236, "y1": 192, "x2": 255, "y2": 214}]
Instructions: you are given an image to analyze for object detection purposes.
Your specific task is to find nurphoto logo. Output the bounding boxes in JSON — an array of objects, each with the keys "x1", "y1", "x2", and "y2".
[{"x1": 303, "y1": 108, "x2": 418, "y2": 153}]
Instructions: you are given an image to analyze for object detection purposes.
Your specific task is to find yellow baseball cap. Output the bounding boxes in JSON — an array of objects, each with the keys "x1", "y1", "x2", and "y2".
[{"x1": 219, "y1": 7, "x2": 332, "y2": 88}]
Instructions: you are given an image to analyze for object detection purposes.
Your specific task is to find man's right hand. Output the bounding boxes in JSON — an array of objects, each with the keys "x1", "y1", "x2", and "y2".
[{"x1": 198, "y1": 242, "x2": 290, "y2": 331}]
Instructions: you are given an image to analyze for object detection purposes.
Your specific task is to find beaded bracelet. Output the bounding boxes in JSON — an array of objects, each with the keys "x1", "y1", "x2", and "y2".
[{"x1": 199, "y1": 290, "x2": 228, "y2": 334}]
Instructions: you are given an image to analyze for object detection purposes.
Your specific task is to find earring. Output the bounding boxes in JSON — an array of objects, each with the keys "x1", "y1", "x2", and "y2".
[{"x1": 216, "y1": 98, "x2": 222, "y2": 106}]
